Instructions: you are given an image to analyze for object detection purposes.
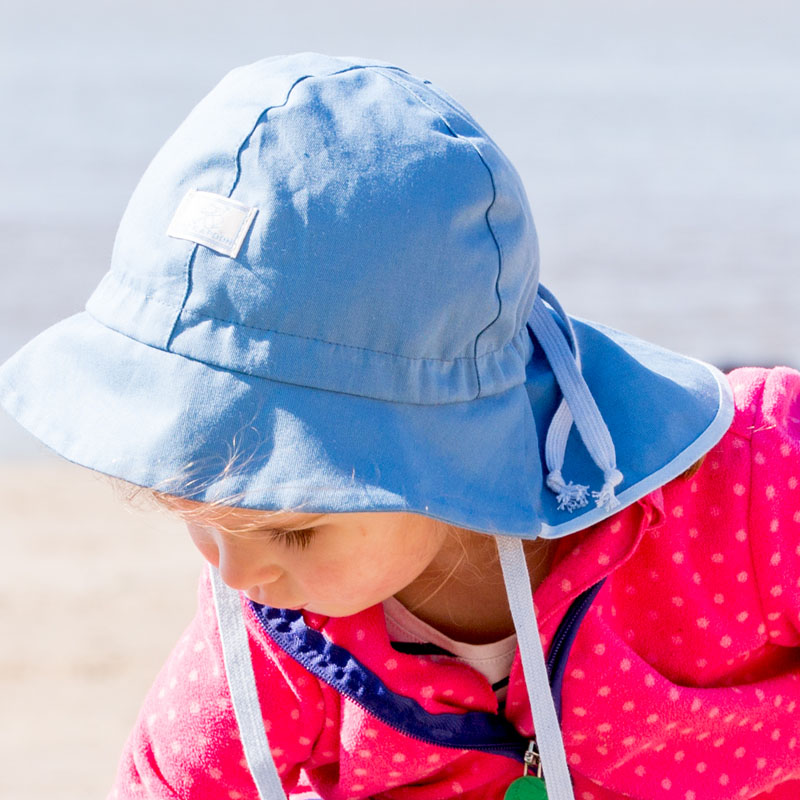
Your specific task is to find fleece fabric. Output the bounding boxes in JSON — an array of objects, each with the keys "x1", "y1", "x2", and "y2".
[{"x1": 109, "y1": 366, "x2": 800, "y2": 800}]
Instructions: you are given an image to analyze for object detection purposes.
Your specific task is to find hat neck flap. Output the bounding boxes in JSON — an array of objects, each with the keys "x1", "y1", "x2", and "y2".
[{"x1": 526, "y1": 288, "x2": 735, "y2": 539}]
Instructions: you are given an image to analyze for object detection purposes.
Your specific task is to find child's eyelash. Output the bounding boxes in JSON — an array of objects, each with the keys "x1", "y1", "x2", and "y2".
[{"x1": 264, "y1": 527, "x2": 317, "y2": 550}]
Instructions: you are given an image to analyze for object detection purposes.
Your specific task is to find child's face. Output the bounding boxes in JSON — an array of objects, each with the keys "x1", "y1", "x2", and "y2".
[{"x1": 176, "y1": 502, "x2": 451, "y2": 617}]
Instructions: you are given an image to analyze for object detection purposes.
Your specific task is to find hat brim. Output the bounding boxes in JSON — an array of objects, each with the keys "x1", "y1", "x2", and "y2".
[{"x1": 0, "y1": 310, "x2": 733, "y2": 538}]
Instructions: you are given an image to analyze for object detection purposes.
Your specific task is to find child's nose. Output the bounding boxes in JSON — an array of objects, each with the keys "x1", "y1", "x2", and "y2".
[{"x1": 217, "y1": 546, "x2": 283, "y2": 592}]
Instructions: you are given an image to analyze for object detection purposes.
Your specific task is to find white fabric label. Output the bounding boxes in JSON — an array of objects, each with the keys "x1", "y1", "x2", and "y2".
[{"x1": 167, "y1": 189, "x2": 258, "y2": 258}]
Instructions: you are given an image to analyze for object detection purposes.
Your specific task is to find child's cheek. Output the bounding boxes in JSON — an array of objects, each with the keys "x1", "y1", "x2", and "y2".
[
  {"x1": 186, "y1": 524, "x2": 220, "y2": 567},
  {"x1": 299, "y1": 556, "x2": 386, "y2": 610}
]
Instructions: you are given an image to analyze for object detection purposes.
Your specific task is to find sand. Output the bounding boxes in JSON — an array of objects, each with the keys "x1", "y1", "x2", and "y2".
[{"x1": 0, "y1": 459, "x2": 204, "y2": 799}]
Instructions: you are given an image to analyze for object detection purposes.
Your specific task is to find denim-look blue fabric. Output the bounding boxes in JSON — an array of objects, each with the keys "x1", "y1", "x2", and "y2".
[{"x1": 0, "y1": 53, "x2": 733, "y2": 538}]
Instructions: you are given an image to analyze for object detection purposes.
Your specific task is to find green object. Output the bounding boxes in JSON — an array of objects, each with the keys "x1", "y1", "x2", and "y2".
[{"x1": 503, "y1": 775, "x2": 548, "y2": 800}]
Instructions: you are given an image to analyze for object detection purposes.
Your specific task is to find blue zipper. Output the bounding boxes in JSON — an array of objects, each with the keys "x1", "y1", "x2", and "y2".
[
  {"x1": 250, "y1": 578, "x2": 605, "y2": 762},
  {"x1": 545, "y1": 578, "x2": 606, "y2": 722}
]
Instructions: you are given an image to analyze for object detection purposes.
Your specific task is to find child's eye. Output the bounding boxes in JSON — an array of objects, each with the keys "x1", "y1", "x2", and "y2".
[{"x1": 265, "y1": 527, "x2": 317, "y2": 550}]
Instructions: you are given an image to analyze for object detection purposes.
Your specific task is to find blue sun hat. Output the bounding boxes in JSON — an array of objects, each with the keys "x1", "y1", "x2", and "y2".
[{"x1": 0, "y1": 53, "x2": 733, "y2": 799}]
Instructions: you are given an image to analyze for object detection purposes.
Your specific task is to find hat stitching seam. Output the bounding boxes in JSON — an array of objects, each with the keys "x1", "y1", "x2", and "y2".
[
  {"x1": 174, "y1": 307, "x2": 527, "y2": 365},
  {"x1": 169, "y1": 69, "x2": 314, "y2": 350},
  {"x1": 227, "y1": 64, "x2": 410, "y2": 201},
  {"x1": 374, "y1": 69, "x2": 505, "y2": 400},
  {"x1": 166, "y1": 242, "x2": 200, "y2": 350},
  {"x1": 91, "y1": 279, "x2": 177, "y2": 311},
  {"x1": 168, "y1": 63, "x2": 389, "y2": 351},
  {"x1": 474, "y1": 164, "x2": 504, "y2": 400},
  {"x1": 85, "y1": 302, "x2": 529, "y2": 403}
]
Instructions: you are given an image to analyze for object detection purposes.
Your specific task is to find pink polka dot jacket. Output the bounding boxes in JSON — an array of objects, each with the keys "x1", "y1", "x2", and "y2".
[{"x1": 110, "y1": 367, "x2": 800, "y2": 800}]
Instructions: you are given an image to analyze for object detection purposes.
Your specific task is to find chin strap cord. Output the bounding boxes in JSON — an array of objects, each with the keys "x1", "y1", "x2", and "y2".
[
  {"x1": 530, "y1": 284, "x2": 624, "y2": 513},
  {"x1": 497, "y1": 535, "x2": 575, "y2": 800},
  {"x1": 211, "y1": 566, "x2": 288, "y2": 800}
]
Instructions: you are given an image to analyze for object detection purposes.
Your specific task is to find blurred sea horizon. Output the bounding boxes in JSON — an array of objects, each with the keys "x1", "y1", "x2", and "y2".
[{"x1": 1, "y1": 0, "x2": 798, "y2": 460}]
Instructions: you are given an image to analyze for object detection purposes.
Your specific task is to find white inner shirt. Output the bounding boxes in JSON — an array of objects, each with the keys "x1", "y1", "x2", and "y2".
[{"x1": 382, "y1": 596, "x2": 517, "y2": 701}]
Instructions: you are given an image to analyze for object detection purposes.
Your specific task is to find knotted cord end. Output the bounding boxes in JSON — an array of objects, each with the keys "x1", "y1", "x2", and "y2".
[
  {"x1": 591, "y1": 468, "x2": 624, "y2": 511},
  {"x1": 546, "y1": 469, "x2": 590, "y2": 512}
]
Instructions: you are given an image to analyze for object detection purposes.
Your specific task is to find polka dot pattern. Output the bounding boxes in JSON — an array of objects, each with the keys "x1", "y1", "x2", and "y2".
[
  {"x1": 108, "y1": 368, "x2": 800, "y2": 800},
  {"x1": 541, "y1": 368, "x2": 800, "y2": 800}
]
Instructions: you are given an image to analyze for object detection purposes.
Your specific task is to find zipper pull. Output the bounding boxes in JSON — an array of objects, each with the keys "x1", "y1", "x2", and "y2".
[{"x1": 503, "y1": 740, "x2": 547, "y2": 799}]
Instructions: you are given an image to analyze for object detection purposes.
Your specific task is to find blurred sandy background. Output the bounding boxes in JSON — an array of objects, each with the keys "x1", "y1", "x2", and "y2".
[
  {"x1": 0, "y1": 1, "x2": 798, "y2": 798},
  {"x1": 0, "y1": 460, "x2": 203, "y2": 798}
]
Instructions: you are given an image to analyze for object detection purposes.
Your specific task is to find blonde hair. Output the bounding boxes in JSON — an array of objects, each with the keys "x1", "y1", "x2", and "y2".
[
  {"x1": 679, "y1": 454, "x2": 707, "y2": 481},
  {"x1": 109, "y1": 477, "x2": 323, "y2": 537},
  {"x1": 109, "y1": 474, "x2": 495, "y2": 606}
]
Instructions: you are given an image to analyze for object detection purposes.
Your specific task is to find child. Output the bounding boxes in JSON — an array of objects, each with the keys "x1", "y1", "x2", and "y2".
[{"x1": 1, "y1": 52, "x2": 799, "y2": 800}]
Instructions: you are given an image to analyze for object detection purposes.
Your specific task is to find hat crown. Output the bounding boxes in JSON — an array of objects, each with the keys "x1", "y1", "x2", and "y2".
[{"x1": 87, "y1": 53, "x2": 539, "y2": 403}]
